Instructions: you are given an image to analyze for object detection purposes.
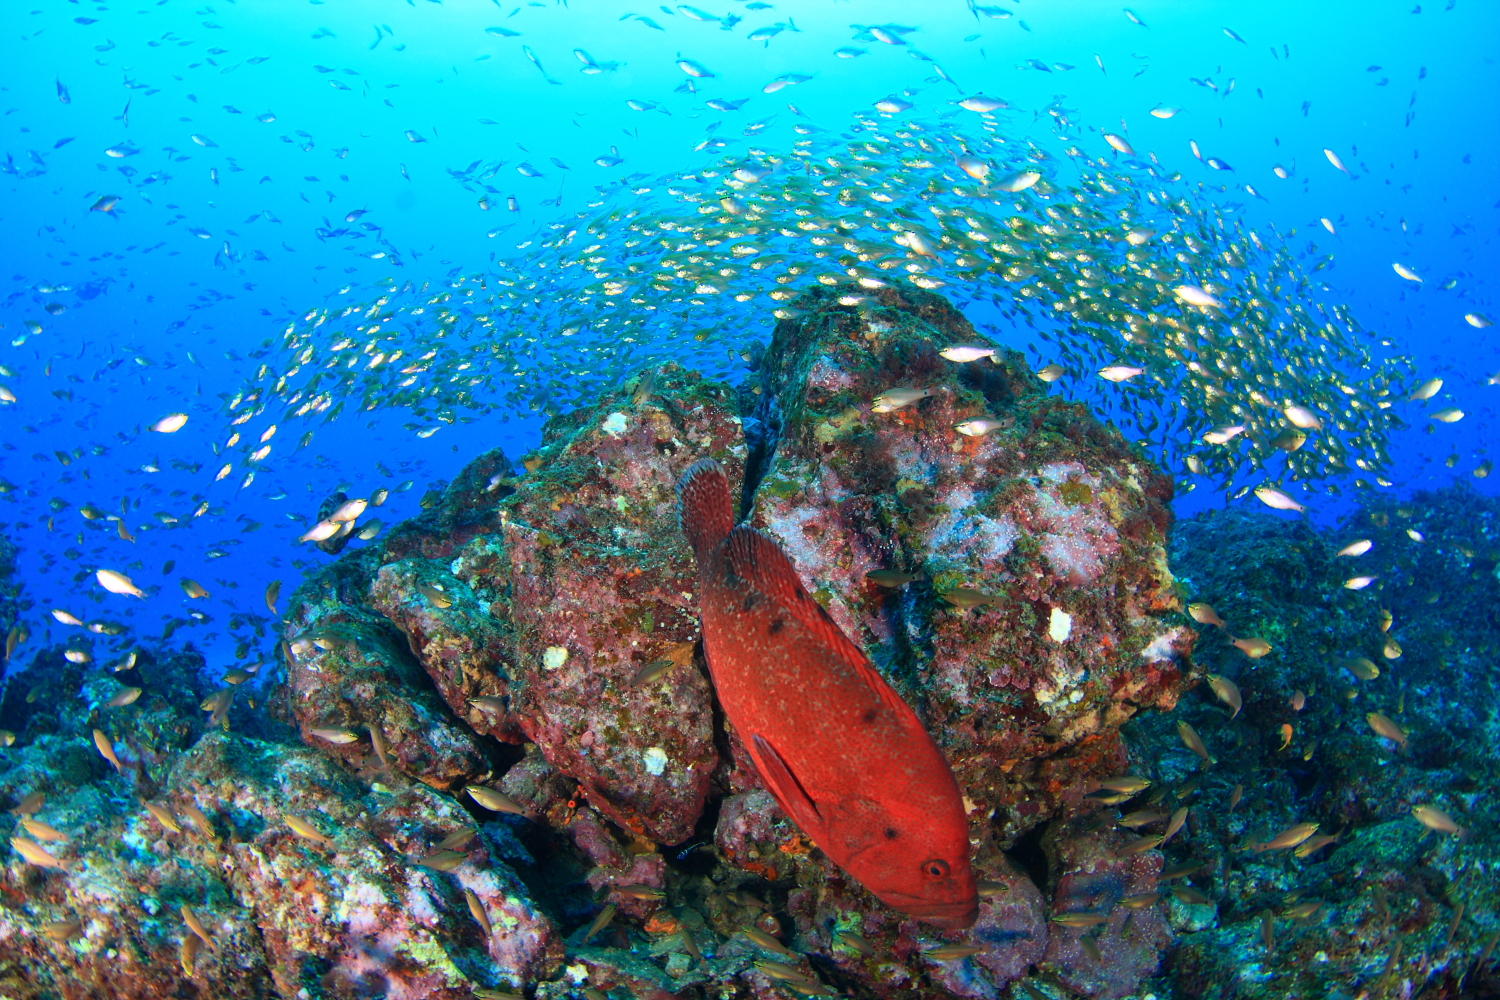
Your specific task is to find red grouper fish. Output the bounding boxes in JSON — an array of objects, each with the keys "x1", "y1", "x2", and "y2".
[{"x1": 678, "y1": 459, "x2": 977, "y2": 929}]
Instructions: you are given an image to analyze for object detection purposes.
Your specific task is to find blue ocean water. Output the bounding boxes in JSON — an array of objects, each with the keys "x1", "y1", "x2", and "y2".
[{"x1": 1, "y1": 0, "x2": 1496, "y2": 673}]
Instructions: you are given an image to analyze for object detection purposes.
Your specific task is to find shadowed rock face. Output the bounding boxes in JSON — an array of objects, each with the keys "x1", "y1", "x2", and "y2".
[{"x1": 275, "y1": 283, "x2": 1192, "y2": 997}]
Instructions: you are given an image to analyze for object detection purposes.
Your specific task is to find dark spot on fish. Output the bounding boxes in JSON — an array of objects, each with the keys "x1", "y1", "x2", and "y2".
[
  {"x1": 742, "y1": 593, "x2": 761, "y2": 612},
  {"x1": 863, "y1": 708, "x2": 879, "y2": 724},
  {"x1": 885, "y1": 827, "x2": 899, "y2": 839},
  {"x1": 768, "y1": 618, "x2": 784, "y2": 635}
]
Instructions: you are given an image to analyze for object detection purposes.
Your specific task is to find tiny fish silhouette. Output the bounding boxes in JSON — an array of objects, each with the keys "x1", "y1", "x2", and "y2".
[{"x1": 678, "y1": 459, "x2": 976, "y2": 929}]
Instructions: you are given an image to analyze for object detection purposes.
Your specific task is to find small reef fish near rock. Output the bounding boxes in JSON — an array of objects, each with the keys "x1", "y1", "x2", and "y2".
[{"x1": 678, "y1": 459, "x2": 977, "y2": 929}]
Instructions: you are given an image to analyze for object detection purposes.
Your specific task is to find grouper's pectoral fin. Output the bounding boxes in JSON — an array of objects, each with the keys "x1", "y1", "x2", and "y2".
[{"x1": 751, "y1": 733, "x2": 830, "y2": 846}]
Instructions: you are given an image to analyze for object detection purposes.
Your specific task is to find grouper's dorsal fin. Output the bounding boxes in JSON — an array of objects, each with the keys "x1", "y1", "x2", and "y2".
[
  {"x1": 724, "y1": 525, "x2": 919, "y2": 723},
  {"x1": 677, "y1": 459, "x2": 735, "y2": 559}
]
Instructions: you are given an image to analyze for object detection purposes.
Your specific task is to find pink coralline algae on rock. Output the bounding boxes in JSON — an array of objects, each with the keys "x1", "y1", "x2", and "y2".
[{"x1": 274, "y1": 282, "x2": 1193, "y2": 998}]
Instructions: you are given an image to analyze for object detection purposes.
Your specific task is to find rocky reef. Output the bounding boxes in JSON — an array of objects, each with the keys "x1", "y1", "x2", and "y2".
[
  {"x1": 1138, "y1": 488, "x2": 1500, "y2": 998},
  {"x1": 268, "y1": 283, "x2": 1193, "y2": 999},
  {"x1": 20, "y1": 287, "x2": 1496, "y2": 999},
  {"x1": 0, "y1": 592, "x2": 556, "y2": 997}
]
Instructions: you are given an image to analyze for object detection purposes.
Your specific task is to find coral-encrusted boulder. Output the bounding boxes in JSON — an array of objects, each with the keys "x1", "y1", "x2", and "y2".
[
  {"x1": 282, "y1": 366, "x2": 743, "y2": 844},
  {"x1": 749, "y1": 284, "x2": 1191, "y2": 845},
  {"x1": 277, "y1": 583, "x2": 496, "y2": 791},
  {"x1": 277, "y1": 284, "x2": 1194, "y2": 999}
]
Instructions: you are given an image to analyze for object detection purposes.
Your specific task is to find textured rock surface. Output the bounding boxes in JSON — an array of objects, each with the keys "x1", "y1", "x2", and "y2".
[
  {"x1": 0, "y1": 640, "x2": 557, "y2": 999},
  {"x1": 750, "y1": 285, "x2": 1191, "y2": 850},
  {"x1": 269, "y1": 282, "x2": 1195, "y2": 997}
]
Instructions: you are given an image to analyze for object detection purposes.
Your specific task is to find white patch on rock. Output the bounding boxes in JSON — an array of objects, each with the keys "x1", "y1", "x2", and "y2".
[
  {"x1": 542, "y1": 646, "x2": 569, "y2": 670},
  {"x1": 926, "y1": 487, "x2": 1019, "y2": 564},
  {"x1": 1141, "y1": 630, "x2": 1183, "y2": 663},
  {"x1": 601, "y1": 412, "x2": 629, "y2": 437},
  {"x1": 642, "y1": 747, "x2": 669, "y2": 775},
  {"x1": 1049, "y1": 607, "x2": 1073, "y2": 643}
]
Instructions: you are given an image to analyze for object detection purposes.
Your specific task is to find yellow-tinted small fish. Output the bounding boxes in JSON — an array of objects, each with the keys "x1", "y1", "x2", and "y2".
[
  {"x1": 614, "y1": 884, "x2": 666, "y2": 900},
  {"x1": 94, "y1": 729, "x2": 123, "y2": 772},
  {"x1": 583, "y1": 903, "x2": 617, "y2": 943},
  {"x1": 181, "y1": 803, "x2": 214, "y2": 838},
  {"x1": 941, "y1": 587, "x2": 998, "y2": 608},
  {"x1": 1120, "y1": 892, "x2": 1160, "y2": 909},
  {"x1": 1343, "y1": 576, "x2": 1377, "y2": 590},
  {"x1": 976, "y1": 880, "x2": 1008, "y2": 897},
  {"x1": 436, "y1": 828, "x2": 477, "y2": 852},
  {"x1": 925, "y1": 942, "x2": 985, "y2": 960},
  {"x1": 1336, "y1": 539, "x2": 1373, "y2": 558},
  {"x1": 310, "y1": 727, "x2": 361, "y2": 744},
  {"x1": 1117, "y1": 834, "x2": 1164, "y2": 856},
  {"x1": 466, "y1": 785, "x2": 527, "y2": 815},
  {"x1": 1187, "y1": 602, "x2": 1225, "y2": 628},
  {"x1": 1284, "y1": 900, "x2": 1322, "y2": 920},
  {"x1": 182, "y1": 904, "x2": 217, "y2": 951},
  {"x1": 418, "y1": 583, "x2": 453, "y2": 609},
  {"x1": 1407, "y1": 377, "x2": 1443, "y2": 401},
  {"x1": 1118, "y1": 809, "x2": 1166, "y2": 829},
  {"x1": 1098, "y1": 776, "x2": 1151, "y2": 795},
  {"x1": 871, "y1": 387, "x2": 932, "y2": 413},
  {"x1": 180, "y1": 579, "x2": 209, "y2": 599},
  {"x1": 1292, "y1": 833, "x2": 1340, "y2": 858},
  {"x1": 1249, "y1": 821, "x2": 1318, "y2": 853},
  {"x1": 1382, "y1": 638, "x2": 1402, "y2": 660},
  {"x1": 1171, "y1": 885, "x2": 1209, "y2": 905},
  {"x1": 181, "y1": 929, "x2": 201, "y2": 976},
  {"x1": 96, "y1": 569, "x2": 146, "y2": 599},
  {"x1": 285, "y1": 815, "x2": 333, "y2": 845},
  {"x1": 1290, "y1": 690, "x2": 1307, "y2": 712},
  {"x1": 1207, "y1": 675, "x2": 1242, "y2": 718},
  {"x1": 472, "y1": 991, "x2": 524, "y2": 1000},
  {"x1": 417, "y1": 849, "x2": 467, "y2": 871},
  {"x1": 939, "y1": 344, "x2": 995, "y2": 363},
  {"x1": 1162, "y1": 806, "x2": 1189, "y2": 845},
  {"x1": 741, "y1": 925, "x2": 794, "y2": 957},
  {"x1": 866, "y1": 569, "x2": 921, "y2": 587},
  {"x1": 755, "y1": 958, "x2": 817, "y2": 982},
  {"x1": 1392, "y1": 262, "x2": 1422, "y2": 283},
  {"x1": 51, "y1": 609, "x2": 84, "y2": 626},
  {"x1": 1366, "y1": 712, "x2": 1407, "y2": 747},
  {"x1": 40, "y1": 919, "x2": 84, "y2": 942},
  {"x1": 1035, "y1": 363, "x2": 1066, "y2": 382},
  {"x1": 144, "y1": 802, "x2": 182, "y2": 833},
  {"x1": 1430, "y1": 407, "x2": 1464, "y2": 423},
  {"x1": 834, "y1": 929, "x2": 875, "y2": 956},
  {"x1": 1098, "y1": 364, "x2": 1144, "y2": 382},
  {"x1": 465, "y1": 888, "x2": 492, "y2": 936},
  {"x1": 20, "y1": 817, "x2": 66, "y2": 842},
  {"x1": 1412, "y1": 805, "x2": 1462, "y2": 836},
  {"x1": 266, "y1": 580, "x2": 281, "y2": 615},
  {"x1": 1202, "y1": 423, "x2": 1245, "y2": 445},
  {"x1": 470, "y1": 695, "x2": 508, "y2": 714},
  {"x1": 1253, "y1": 486, "x2": 1304, "y2": 513},
  {"x1": 1052, "y1": 912, "x2": 1109, "y2": 928},
  {"x1": 1229, "y1": 784, "x2": 1244, "y2": 811},
  {"x1": 11, "y1": 836, "x2": 68, "y2": 870},
  {"x1": 1277, "y1": 722, "x2": 1293, "y2": 752},
  {"x1": 1232, "y1": 636, "x2": 1272, "y2": 659},
  {"x1": 1343, "y1": 657, "x2": 1379, "y2": 681},
  {"x1": 106, "y1": 686, "x2": 143, "y2": 708},
  {"x1": 369, "y1": 726, "x2": 391, "y2": 770},
  {"x1": 1160, "y1": 861, "x2": 1205, "y2": 880},
  {"x1": 1177, "y1": 720, "x2": 1215, "y2": 764},
  {"x1": 10, "y1": 791, "x2": 44, "y2": 816}
]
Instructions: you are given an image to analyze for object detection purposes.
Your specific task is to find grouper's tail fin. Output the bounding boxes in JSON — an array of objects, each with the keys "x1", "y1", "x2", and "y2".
[{"x1": 677, "y1": 459, "x2": 734, "y2": 559}]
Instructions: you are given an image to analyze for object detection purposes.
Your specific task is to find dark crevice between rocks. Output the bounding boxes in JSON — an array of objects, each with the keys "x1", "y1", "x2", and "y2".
[
  {"x1": 1005, "y1": 818, "x2": 1051, "y2": 896},
  {"x1": 738, "y1": 386, "x2": 781, "y2": 523}
]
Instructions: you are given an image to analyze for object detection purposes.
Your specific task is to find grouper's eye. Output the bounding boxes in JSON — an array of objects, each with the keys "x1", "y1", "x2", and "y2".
[{"x1": 921, "y1": 859, "x2": 951, "y2": 878}]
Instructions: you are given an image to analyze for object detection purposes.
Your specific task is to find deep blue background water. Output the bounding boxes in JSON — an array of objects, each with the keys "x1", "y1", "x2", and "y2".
[{"x1": 2, "y1": 0, "x2": 1496, "y2": 675}]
